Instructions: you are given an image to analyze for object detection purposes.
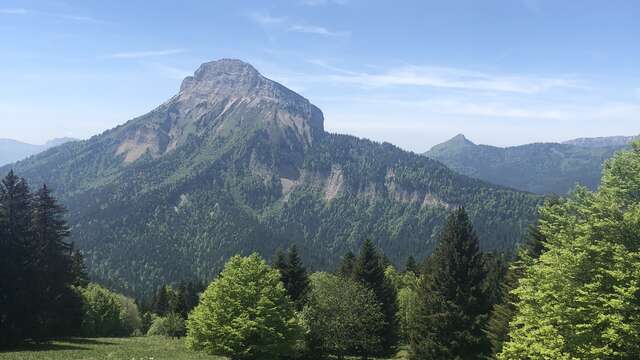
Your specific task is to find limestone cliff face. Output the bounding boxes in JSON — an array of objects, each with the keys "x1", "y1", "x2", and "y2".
[{"x1": 116, "y1": 59, "x2": 324, "y2": 163}]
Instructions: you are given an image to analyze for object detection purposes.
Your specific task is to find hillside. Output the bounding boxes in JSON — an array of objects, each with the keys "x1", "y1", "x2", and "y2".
[
  {"x1": 0, "y1": 137, "x2": 77, "y2": 166},
  {"x1": 1, "y1": 59, "x2": 541, "y2": 296},
  {"x1": 425, "y1": 134, "x2": 631, "y2": 194}
]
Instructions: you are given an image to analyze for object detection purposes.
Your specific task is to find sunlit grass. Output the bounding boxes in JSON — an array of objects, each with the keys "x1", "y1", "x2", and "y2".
[
  {"x1": 0, "y1": 336, "x2": 222, "y2": 360},
  {"x1": 0, "y1": 337, "x2": 409, "y2": 360}
]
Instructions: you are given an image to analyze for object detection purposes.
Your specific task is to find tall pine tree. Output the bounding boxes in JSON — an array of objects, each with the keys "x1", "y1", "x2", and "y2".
[
  {"x1": 0, "y1": 174, "x2": 86, "y2": 345},
  {"x1": 353, "y1": 239, "x2": 399, "y2": 356},
  {"x1": 31, "y1": 184, "x2": 83, "y2": 339},
  {"x1": 285, "y1": 245, "x2": 310, "y2": 310},
  {"x1": 273, "y1": 246, "x2": 310, "y2": 310},
  {"x1": 338, "y1": 250, "x2": 356, "y2": 277},
  {"x1": 410, "y1": 208, "x2": 490, "y2": 360},
  {"x1": 0, "y1": 171, "x2": 35, "y2": 345},
  {"x1": 405, "y1": 255, "x2": 419, "y2": 275}
]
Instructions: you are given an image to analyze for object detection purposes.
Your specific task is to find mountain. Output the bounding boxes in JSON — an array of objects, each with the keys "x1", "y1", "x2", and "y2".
[
  {"x1": 425, "y1": 134, "x2": 632, "y2": 195},
  {"x1": 0, "y1": 137, "x2": 77, "y2": 166},
  {"x1": 562, "y1": 135, "x2": 638, "y2": 148},
  {"x1": 1, "y1": 59, "x2": 541, "y2": 296}
]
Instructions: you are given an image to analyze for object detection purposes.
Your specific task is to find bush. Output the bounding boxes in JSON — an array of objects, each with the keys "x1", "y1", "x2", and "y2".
[
  {"x1": 77, "y1": 283, "x2": 141, "y2": 337},
  {"x1": 147, "y1": 312, "x2": 186, "y2": 338},
  {"x1": 186, "y1": 254, "x2": 300, "y2": 359},
  {"x1": 301, "y1": 272, "x2": 384, "y2": 358}
]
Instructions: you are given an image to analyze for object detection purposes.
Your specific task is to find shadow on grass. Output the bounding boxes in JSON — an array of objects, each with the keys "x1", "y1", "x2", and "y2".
[
  {"x1": 58, "y1": 338, "x2": 117, "y2": 346},
  {"x1": 1, "y1": 338, "x2": 117, "y2": 353},
  {"x1": 1, "y1": 343, "x2": 89, "y2": 353}
]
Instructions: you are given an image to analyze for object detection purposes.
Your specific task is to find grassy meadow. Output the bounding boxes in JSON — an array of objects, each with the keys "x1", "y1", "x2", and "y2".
[
  {"x1": 0, "y1": 337, "x2": 222, "y2": 360},
  {"x1": 0, "y1": 337, "x2": 409, "y2": 360}
]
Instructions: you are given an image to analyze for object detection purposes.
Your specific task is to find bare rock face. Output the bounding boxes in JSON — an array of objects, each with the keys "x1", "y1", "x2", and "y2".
[{"x1": 117, "y1": 59, "x2": 324, "y2": 163}]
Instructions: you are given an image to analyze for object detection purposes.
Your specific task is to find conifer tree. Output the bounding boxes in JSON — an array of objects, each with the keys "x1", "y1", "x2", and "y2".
[
  {"x1": 338, "y1": 250, "x2": 356, "y2": 277},
  {"x1": 353, "y1": 239, "x2": 399, "y2": 355},
  {"x1": 31, "y1": 184, "x2": 82, "y2": 338},
  {"x1": 284, "y1": 245, "x2": 310, "y2": 310},
  {"x1": 0, "y1": 171, "x2": 35, "y2": 345},
  {"x1": 405, "y1": 255, "x2": 418, "y2": 275},
  {"x1": 410, "y1": 208, "x2": 490, "y2": 360},
  {"x1": 1, "y1": 176, "x2": 85, "y2": 344},
  {"x1": 273, "y1": 249, "x2": 289, "y2": 287},
  {"x1": 153, "y1": 286, "x2": 170, "y2": 316}
]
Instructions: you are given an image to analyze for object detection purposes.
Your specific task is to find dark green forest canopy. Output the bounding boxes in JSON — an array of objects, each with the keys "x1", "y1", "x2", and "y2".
[
  {"x1": 1, "y1": 132, "x2": 540, "y2": 297},
  {"x1": 425, "y1": 134, "x2": 631, "y2": 195},
  {"x1": 0, "y1": 60, "x2": 541, "y2": 297}
]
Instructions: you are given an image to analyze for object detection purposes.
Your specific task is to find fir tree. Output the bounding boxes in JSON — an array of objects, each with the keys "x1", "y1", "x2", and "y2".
[
  {"x1": 338, "y1": 250, "x2": 356, "y2": 277},
  {"x1": 153, "y1": 286, "x2": 170, "y2": 316},
  {"x1": 0, "y1": 171, "x2": 35, "y2": 345},
  {"x1": 31, "y1": 184, "x2": 82, "y2": 339},
  {"x1": 284, "y1": 245, "x2": 310, "y2": 310},
  {"x1": 410, "y1": 208, "x2": 490, "y2": 360},
  {"x1": 404, "y1": 255, "x2": 418, "y2": 275},
  {"x1": 273, "y1": 249, "x2": 289, "y2": 287},
  {"x1": 353, "y1": 239, "x2": 399, "y2": 356},
  {"x1": 70, "y1": 244, "x2": 89, "y2": 287}
]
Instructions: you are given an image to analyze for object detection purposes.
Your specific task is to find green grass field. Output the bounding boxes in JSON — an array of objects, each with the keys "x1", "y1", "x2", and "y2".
[
  {"x1": 0, "y1": 336, "x2": 223, "y2": 360},
  {"x1": 0, "y1": 337, "x2": 408, "y2": 360}
]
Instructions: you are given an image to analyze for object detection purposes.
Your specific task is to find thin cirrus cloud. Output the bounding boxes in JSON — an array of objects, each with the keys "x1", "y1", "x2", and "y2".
[
  {"x1": 288, "y1": 24, "x2": 349, "y2": 37},
  {"x1": 305, "y1": 61, "x2": 577, "y2": 94},
  {"x1": 247, "y1": 11, "x2": 348, "y2": 37},
  {"x1": 0, "y1": 7, "x2": 112, "y2": 24},
  {"x1": 108, "y1": 49, "x2": 187, "y2": 59},
  {"x1": 247, "y1": 12, "x2": 286, "y2": 25},
  {"x1": 0, "y1": 8, "x2": 28, "y2": 14}
]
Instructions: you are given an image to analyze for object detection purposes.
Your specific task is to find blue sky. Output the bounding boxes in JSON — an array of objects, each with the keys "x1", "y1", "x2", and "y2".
[{"x1": 1, "y1": 0, "x2": 639, "y2": 151}]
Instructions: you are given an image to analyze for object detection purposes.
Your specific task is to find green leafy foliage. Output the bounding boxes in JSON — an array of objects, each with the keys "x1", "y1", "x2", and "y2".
[
  {"x1": 484, "y1": 222, "x2": 547, "y2": 356},
  {"x1": 499, "y1": 141, "x2": 640, "y2": 359},
  {"x1": 146, "y1": 312, "x2": 186, "y2": 338},
  {"x1": 301, "y1": 272, "x2": 384, "y2": 358},
  {"x1": 186, "y1": 254, "x2": 300, "y2": 359},
  {"x1": 77, "y1": 283, "x2": 141, "y2": 337},
  {"x1": 385, "y1": 265, "x2": 419, "y2": 343}
]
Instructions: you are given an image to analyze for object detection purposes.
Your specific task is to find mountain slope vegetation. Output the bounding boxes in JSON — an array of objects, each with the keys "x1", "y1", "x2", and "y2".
[
  {"x1": 425, "y1": 134, "x2": 632, "y2": 194},
  {"x1": 1, "y1": 59, "x2": 540, "y2": 296}
]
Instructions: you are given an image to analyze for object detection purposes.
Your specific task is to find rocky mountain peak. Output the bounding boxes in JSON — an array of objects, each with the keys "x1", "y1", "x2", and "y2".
[
  {"x1": 115, "y1": 59, "x2": 325, "y2": 163},
  {"x1": 180, "y1": 59, "x2": 262, "y2": 94}
]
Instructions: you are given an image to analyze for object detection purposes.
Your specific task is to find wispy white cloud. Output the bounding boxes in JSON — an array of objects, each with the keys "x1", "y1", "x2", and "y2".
[
  {"x1": 0, "y1": 8, "x2": 113, "y2": 24},
  {"x1": 108, "y1": 49, "x2": 187, "y2": 59},
  {"x1": 247, "y1": 11, "x2": 348, "y2": 37},
  {"x1": 304, "y1": 62, "x2": 577, "y2": 94},
  {"x1": 0, "y1": 8, "x2": 29, "y2": 14},
  {"x1": 246, "y1": 11, "x2": 286, "y2": 25},
  {"x1": 288, "y1": 24, "x2": 349, "y2": 37}
]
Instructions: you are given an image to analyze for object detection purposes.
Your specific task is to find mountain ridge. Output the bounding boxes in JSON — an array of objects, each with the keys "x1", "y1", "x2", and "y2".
[
  {"x1": 425, "y1": 134, "x2": 635, "y2": 194},
  {"x1": 1, "y1": 59, "x2": 540, "y2": 296},
  {"x1": 0, "y1": 137, "x2": 78, "y2": 166}
]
